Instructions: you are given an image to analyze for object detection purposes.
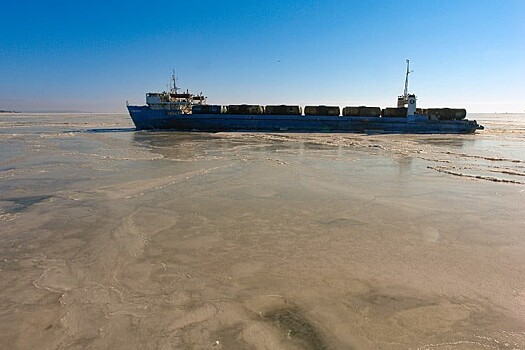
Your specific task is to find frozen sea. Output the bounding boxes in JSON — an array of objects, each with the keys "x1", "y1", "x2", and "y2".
[{"x1": 0, "y1": 112, "x2": 524, "y2": 349}]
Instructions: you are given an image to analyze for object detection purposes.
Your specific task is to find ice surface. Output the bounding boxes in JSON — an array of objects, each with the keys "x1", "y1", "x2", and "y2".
[{"x1": 0, "y1": 113, "x2": 524, "y2": 349}]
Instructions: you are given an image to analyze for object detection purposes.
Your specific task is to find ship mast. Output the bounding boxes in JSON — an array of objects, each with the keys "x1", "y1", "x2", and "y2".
[
  {"x1": 403, "y1": 59, "x2": 413, "y2": 99},
  {"x1": 171, "y1": 69, "x2": 179, "y2": 94}
]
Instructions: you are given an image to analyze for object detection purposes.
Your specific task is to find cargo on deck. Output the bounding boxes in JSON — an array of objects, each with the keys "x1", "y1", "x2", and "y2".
[
  {"x1": 304, "y1": 106, "x2": 340, "y2": 116},
  {"x1": 226, "y1": 105, "x2": 264, "y2": 115},
  {"x1": 265, "y1": 105, "x2": 302, "y2": 115},
  {"x1": 343, "y1": 106, "x2": 381, "y2": 117}
]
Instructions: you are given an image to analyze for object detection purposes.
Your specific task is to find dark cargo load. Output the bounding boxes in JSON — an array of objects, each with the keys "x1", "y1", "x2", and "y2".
[
  {"x1": 343, "y1": 106, "x2": 381, "y2": 117},
  {"x1": 264, "y1": 105, "x2": 302, "y2": 115},
  {"x1": 226, "y1": 104, "x2": 264, "y2": 115},
  {"x1": 192, "y1": 104, "x2": 223, "y2": 114},
  {"x1": 426, "y1": 108, "x2": 467, "y2": 120},
  {"x1": 382, "y1": 107, "x2": 407, "y2": 118},
  {"x1": 360, "y1": 107, "x2": 381, "y2": 117},
  {"x1": 304, "y1": 105, "x2": 340, "y2": 116},
  {"x1": 342, "y1": 106, "x2": 360, "y2": 116}
]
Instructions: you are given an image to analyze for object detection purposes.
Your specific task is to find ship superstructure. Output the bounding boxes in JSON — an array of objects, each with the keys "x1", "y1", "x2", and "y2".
[{"x1": 138, "y1": 70, "x2": 206, "y2": 114}]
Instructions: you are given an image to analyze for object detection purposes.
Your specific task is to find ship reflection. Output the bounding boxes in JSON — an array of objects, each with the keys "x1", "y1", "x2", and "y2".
[
  {"x1": 413, "y1": 136, "x2": 476, "y2": 149},
  {"x1": 131, "y1": 131, "x2": 355, "y2": 162},
  {"x1": 131, "y1": 132, "x2": 295, "y2": 160},
  {"x1": 394, "y1": 156, "x2": 413, "y2": 175}
]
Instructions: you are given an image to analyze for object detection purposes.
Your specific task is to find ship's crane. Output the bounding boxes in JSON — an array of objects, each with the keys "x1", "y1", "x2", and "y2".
[
  {"x1": 403, "y1": 59, "x2": 413, "y2": 98},
  {"x1": 397, "y1": 60, "x2": 417, "y2": 116},
  {"x1": 398, "y1": 59, "x2": 414, "y2": 108}
]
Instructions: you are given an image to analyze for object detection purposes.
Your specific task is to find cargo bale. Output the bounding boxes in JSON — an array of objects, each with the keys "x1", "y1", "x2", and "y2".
[
  {"x1": 358, "y1": 106, "x2": 381, "y2": 117},
  {"x1": 343, "y1": 106, "x2": 380, "y2": 117},
  {"x1": 304, "y1": 106, "x2": 317, "y2": 115},
  {"x1": 304, "y1": 105, "x2": 340, "y2": 116},
  {"x1": 192, "y1": 104, "x2": 223, "y2": 114},
  {"x1": 226, "y1": 104, "x2": 264, "y2": 115},
  {"x1": 453, "y1": 109, "x2": 467, "y2": 120},
  {"x1": 426, "y1": 108, "x2": 450, "y2": 120},
  {"x1": 265, "y1": 105, "x2": 302, "y2": 115},
  {"x1": 342, "y1": 106, "x2": 361, "y2": 116},
  {"x1": 382, "y1": 107, "x2": 407, "y2": 118},
  {"x1": 426, "y1": 108, "x2": 466, "y2": 120}
]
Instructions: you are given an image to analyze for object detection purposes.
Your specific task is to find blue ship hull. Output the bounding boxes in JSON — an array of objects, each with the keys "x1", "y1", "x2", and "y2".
[{"x1": 127, "y1": 106, "x2": 483, "y2": 134}]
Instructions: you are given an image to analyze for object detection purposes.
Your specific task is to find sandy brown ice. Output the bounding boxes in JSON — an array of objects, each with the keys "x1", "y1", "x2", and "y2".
[{"x1": 1, "y1": 114, "x2": 525, "y2": 349}]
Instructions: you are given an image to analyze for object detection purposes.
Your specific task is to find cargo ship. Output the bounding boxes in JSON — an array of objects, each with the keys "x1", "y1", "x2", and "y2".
[{"x1": 127, "y1": 62, "x2": 483, "y2": 134}]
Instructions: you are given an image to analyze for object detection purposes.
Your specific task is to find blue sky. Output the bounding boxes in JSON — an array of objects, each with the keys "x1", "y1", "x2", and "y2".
[{"x1": 1, "y1": 0, "x2": 524, "y2": 112}]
